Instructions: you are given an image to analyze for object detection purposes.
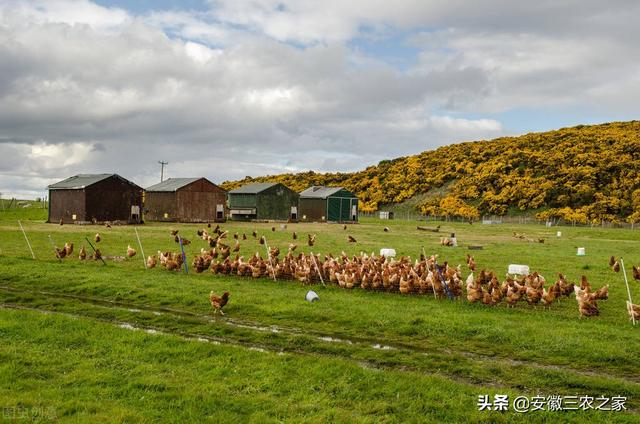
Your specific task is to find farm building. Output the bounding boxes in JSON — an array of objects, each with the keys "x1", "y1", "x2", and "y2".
[
  {"x1": 144, "y1": 177, "x2": 227, "y2": 222},
  {"x1": 299, "y1": 186, "x2": 359, "y2": 222},
  {"x1": 228, "y1": 182, "x2": 299, "y2": 221},
  {"x1": 48, "y1": 174, "x2": 143, "y2": 224}
]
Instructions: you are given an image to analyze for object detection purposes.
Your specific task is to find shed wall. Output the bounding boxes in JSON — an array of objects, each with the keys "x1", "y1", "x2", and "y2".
[
  {"x1": 299, "y1": 198, "x2": 326, "y2": 221},
  {"x1": 48, "y1": 189, "x2": 86, "y2": 223},
  {"x1": 144, "y1": 192, "x2": 177, "y2": 221},
  {"x1": 85, "y1": 176, "x2": 142, "y2": 222}
]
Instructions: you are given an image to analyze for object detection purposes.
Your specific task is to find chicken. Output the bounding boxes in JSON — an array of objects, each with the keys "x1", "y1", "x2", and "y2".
[
  {"x1": 383, "y1": 227, "x2": 390, "y2": 232},
  {"x1": 171, "y1": 229, "x2": 179, "y2": 236},
  {"x1": 64, "y1": 242, "x2": 74, "y2": 256},
  {"x1": 540, "y1": 288, "x2": 556, "y2": 308},
  {"x1": 593, "y1": 284, "x2": 609, "y2": 301},
  {"x1": 612, "y1": 260, "x2": 620, "y2": 273},
  {"x1": 580, "y1": 275, "x2": 592, "y2": 293},
  {"x1": 242, "y1": 233, "x2": 247, "y2": 240},
  {"x1": 348, "y1": 235, "x2": 357, "y2": 243},
  {"x1": 308, "y1": 234, "x2": 316, "y2": 247},
  {"x1": 146, "y1": 255, "x2": 157, "y2": 268},
  {"x1": 127, "y1": 245, "x2": 136, "y2": 258},
  {"x1": 175, "y1": 235, "x2": 191, "y2": 245},
  {"x1": 292, "y1": 231, "x2": 297, "y2": 240},
  {"x1": 466, "y1": 254, "x2": 476, "y2": 271},
  {"x1": 93, "y1": 249, "x2": 102, "y2": 261},
  {"x1": 574, "y1": 285, "x2": 599, "y2": 317},
  {"x1": 633, "y1": 265, "x2": 640, "y2": 281},
  {"x1": 94, "y1": 233, "x2": 101, "y2": 243},
  {"x1": 259, "y1": 236, "x2": 266, "y2": 245},
  {"x1": 78, "y1": 245, "x2": 87, "y2": 260},
  {"x1": 343, "y1": 224, "x2": 347, "y2": 230},
  {"x1": 271, "y1": 226, "x2": 276, "y2": 232},
  {"x1": 59, "y1": 218, "x2": 63, "y2": 225},
  {"x1": 288, "y1": 243, "x2": 298, "y2": 252},
  {"x1": 233, "y1": 240, "x2": 240, "y2": 252},
  {"x1": 440, "y1": 237, "x2": 453, "y2": 246},
  {"x1": 233, "y1": 233, "x2": 238, "y2": 240},
  {"x1": 609, "y1": 255, "x2": 616, "y2": 267},
  {"x1": 627, "y1": 302, "x2": 640, "y2": 322},
  {"x1": 55, "y1": 247, "x2": 67, "y2": 259},
  {"x1": 252, "y1": 230, "x2": 257, "y2": 238},
  {"x1": 209, "y1": 291, "x2": 230, "y2": 315}
]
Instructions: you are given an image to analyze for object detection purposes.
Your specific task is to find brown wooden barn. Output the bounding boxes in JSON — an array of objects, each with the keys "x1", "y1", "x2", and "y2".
[
  {"x1": 48, "y1": 174, "x2": 143, "y2": 224},
  {"x1": 144, "y1": 177, "x2": 227, "y2": 222}
]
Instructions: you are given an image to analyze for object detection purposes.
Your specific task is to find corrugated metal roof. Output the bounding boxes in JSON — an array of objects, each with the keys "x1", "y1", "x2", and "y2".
[
  {"x1": 300, "y1": 186, "x2": 353, "y2": 199},
  {"x1": 48, "y1": 174, "x2": 114, "y2": 190},
  {"x1": 145, "y1": 178, "x2": 201, "y2": 192},
  {"x1": 229, "y1": 182, "x2": 278, "y2": 194}
]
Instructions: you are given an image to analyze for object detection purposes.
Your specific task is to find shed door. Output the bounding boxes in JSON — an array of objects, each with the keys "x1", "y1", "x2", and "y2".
[{"x1": 340, "y1": 198, "x2": 351, "y2": 222}]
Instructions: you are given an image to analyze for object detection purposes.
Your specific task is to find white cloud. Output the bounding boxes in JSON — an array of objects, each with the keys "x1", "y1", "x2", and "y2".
[{"x1": 0, "y1": 0, "x2": 638, "y2": 198}]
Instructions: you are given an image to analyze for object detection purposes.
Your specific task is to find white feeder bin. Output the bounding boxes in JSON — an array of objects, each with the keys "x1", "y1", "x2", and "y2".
[
  {"x1": 305, "y1": 290, "x2": 319, "y2": 302},
  {"x1": 557, "y1": 231, "x2": 562, "y2": 237},
  {"x1": 508, "y1": 264, "x2": 530, "y2": 275},
  {"x1": 380, "y1": 248, "x2": 397, "y2": 258},
  {"x1": 577, "y1": 247, "x2": 586, "y2": 256}
]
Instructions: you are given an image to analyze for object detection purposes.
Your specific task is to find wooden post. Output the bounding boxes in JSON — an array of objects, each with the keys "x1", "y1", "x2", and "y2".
[
  {"x1": 310, "y1": 251, "x2": 326, "y2": 287},
  {"x1": 134, "y1": 227, "x2": 147, "y2": 269},
  {"x1": 18, "y1": 220, "x2": 36, "y2": 259},
  {"x1": 620, "y1": 258, "x2": 636, "y2": 325}
]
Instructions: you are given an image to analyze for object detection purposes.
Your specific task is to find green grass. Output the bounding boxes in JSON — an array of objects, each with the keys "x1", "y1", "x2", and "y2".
[{"x1": 1, "y1": 206, "x2": 639, "y2": 422}]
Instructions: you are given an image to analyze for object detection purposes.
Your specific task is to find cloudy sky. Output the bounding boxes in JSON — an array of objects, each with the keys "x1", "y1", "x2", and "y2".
[{"x1": 1, "y1": 0, "x2": 639, "y2": 198}]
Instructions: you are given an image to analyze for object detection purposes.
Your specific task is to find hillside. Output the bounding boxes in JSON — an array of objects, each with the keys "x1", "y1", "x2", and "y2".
[{"x1": 221, "y1": 121, "x2": 640, "y2": 223}]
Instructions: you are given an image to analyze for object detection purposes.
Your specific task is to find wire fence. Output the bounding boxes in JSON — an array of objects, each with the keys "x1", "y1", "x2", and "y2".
[
  {"x1": 360, "y1": 211, "x2": 640, "y2": 230},
  {"x1": 0, "y1": 198, "x2": 48, "y2": 210}
]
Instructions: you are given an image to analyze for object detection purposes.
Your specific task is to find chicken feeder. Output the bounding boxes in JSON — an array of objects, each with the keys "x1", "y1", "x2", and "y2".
[
  {"x1": 508, "y1": 264, "x2": 530, "y2": 275},
  {"x1": 380, "y1": 248, "x2": 396, "y2": 258},
  {"x1": 305, "y1": 290, "x2": 319, "y2": 302}
]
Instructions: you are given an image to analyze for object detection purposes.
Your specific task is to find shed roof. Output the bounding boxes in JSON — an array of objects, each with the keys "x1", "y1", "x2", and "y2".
[
  {"x1": 300, "y1": 186, "x2": 354, "y2": 199},
  {"x1": 48, "y1": 174, "x2": 136, "y2": 190},
  {"x1": 145, "y1": 178, "x2": 202, "y2": 192},
  {"x1": 229, "y1": 182, "x2": 279, "y2": 194}
]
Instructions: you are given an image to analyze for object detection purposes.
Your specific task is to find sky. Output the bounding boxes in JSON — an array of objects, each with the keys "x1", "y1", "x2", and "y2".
[{"x1": 0, "y1": 1, "x2": 639, "y2": 199}]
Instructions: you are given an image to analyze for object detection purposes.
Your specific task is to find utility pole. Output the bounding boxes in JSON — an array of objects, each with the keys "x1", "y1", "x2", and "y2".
[{"x1": 158, "y1": 161, "x2": 168, "y2": 182}]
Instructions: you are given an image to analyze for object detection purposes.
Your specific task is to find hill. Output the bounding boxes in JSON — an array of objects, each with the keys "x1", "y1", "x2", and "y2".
[{"x1": 221, "y1": 121, "x2": 640, "y2": 223}]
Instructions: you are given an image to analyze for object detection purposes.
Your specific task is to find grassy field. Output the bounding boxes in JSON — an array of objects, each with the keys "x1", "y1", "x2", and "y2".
[{"x1": 1, "y1": 207, "x2": 640, "y2": 422}]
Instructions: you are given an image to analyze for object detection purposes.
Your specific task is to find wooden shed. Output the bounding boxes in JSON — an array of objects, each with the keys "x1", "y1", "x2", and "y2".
[
  {"x1": 144, "y1": 177, "x2": 227, "y2": 222},
  {"x1": 299, "y1": 186, "x2": 359, "y2": 222},
  {"x1": 48, "y1": 174, "x2": 142, "y2": 224},
  {"x1": 228, "y1": 182, "x2": 299, "y2": 221}
]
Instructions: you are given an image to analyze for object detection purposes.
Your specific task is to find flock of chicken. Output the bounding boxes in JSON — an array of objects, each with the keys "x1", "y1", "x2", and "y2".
[{"x1": 52, "y1": 223, "x2": 640, "y2": 320}]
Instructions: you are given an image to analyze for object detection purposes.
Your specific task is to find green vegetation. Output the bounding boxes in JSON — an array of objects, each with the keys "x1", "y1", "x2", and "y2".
[
  {"x1": 221, "y1": 121, "x2": 640, "y2": 222},
  {"x1": 1, "y1": 207, "x2": 639, "y2": 422}
]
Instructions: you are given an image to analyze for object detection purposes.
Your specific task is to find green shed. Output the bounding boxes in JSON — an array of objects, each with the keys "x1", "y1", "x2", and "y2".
[
  {"x1": 299, "y1": 186, "x2": 358, "y2": 223},
  {"x1": 228, "y1": 182, "x2": 299, "y2": 221}
]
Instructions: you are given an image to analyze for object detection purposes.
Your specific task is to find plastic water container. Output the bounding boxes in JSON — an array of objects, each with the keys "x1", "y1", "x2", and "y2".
[
  {"x1": 305, "y1": 290, "x2": 319, "y2": 302},
  {"x1": 508, "y1": 264, "x2": 530, "y2": 275},
  {"x1": 380, "y1": 248, "x2": 397, "y2": 257},
  {"x1": 577, "y1": 247, "x2": 586, "y2": 256},
  {"x1": 557, "y1": 231, "x2": 562, "y2": 237}
]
